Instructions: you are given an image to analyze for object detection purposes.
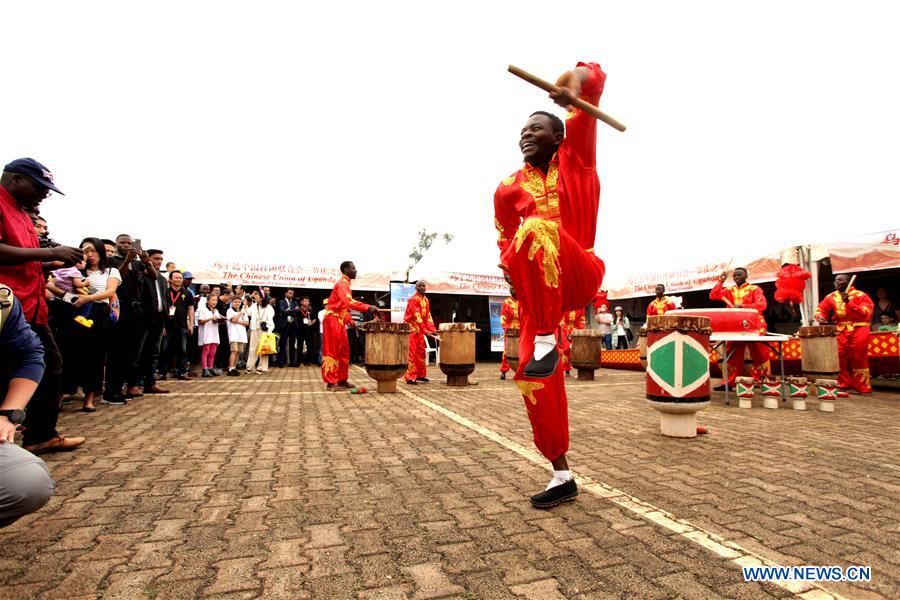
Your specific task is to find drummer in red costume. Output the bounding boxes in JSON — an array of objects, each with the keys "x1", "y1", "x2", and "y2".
[
  {"x1": 404, "y1": 281, "x2": 439, "y2": 385},
  {"x1": 709, "y1": 267, "x2": 770, "y2": 391},
  {"x1": 499, "y1": 287, "x2": 520, "y2": 380},
  {"x1": 647, "y1": 284, "x2": 676, "y2": 316},
  {"x1": 814, "y1": 274, "x2": 874, "y2": 394},
  {"x1": 321, "y1": 261, "x2": 378, "y2": 391},
  {"x1": 560, "y1": 309, "x2": 586, "y2": 376},
  {"x1": 494, "y1": 61, "x2": 607, "y2": 508}
]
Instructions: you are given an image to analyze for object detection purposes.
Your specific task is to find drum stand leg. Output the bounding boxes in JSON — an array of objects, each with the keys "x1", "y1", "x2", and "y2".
[
  {"x1": 376, "y1": 380, "x2": 397, "y2": 393},
  {"x1": 446, "y1": 375, "x2": 468, "y2": 387},
  {"x1": 576, "y1": 369, "x2": 595, "y2": 381}
]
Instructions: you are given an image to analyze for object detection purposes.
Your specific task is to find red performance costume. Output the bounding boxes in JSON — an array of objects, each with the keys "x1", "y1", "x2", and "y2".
[
  {"x1": 494, "y1": 61, "x2": 607, "y2": 462},
  {"x1": 404, "y1": 292, "x2": 436, "y2": 381},
  {"x1": 814, "y1": 287, "x2": 874, "y2": 393},
  {"x1": 560, "y1": 309, "x2": 586, "y2": 373},
  {"x1": 647, "y1": 296, "x2": 676, "y2": 317},
  {"x1": 709, "y1": 280, "x2": 770, "y2": 385},
  {"x1": 321, "y1": 275, "x2": 370, "y2": 385},
  {"x1": 499, "y1": 296, "x2": 520, "y2": 374}
]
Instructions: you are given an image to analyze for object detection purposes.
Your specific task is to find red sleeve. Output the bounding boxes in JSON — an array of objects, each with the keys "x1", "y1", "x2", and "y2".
[
  {"x1": 494, "y1": 182, "x2": 520, "y2": 254},
  {"x1": 846, "y1": 291, "x2": 874, "y2": 321},
  {"x1": 329, "y1": 279, "x2": 371, "y2": 313},
  {"x1": 667, "y1": 300, "x2": 677, "y2": 312},
  {"x1": 646, "y1": 303, "x2": 655, "y2": 317},
  {"x1": 403, "y1": 298, "x2": 417, "y2": 326},
  {"x1": 423, "y1": 299, "x2": 436, "y2": 334},
  {"x1": 710, "y1": 281, "x2": 729, "y2": 303},
  {"x1": 815, "y1": 294, "x2": 834, "y2": 322},
  {"x1": 501, "y1": 301, "x2": 512, "y2": 330},
  {"x1": 560, "y1": 62, "x2": 605, "y2": 168}
]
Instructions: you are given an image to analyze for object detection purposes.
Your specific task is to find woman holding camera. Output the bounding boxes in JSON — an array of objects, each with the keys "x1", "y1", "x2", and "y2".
[
  {"x1": 246, "y1": 291, "x2": 275, "y2": 374},
  {"x1": 611, "y1": 306, "x2": 632, "y2": 350},
  {"x1": 64, "y1": 238, "x2": 120, "y2": 411}
]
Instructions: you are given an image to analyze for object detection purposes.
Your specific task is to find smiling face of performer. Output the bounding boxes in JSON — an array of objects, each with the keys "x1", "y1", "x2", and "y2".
[
  {"x1": 520, "y1": 112, "x2": 564, "y2": 170},
  {"x1": 416, "y1": 281, "x2": 426, "y2": 296},
  {"x1": 733, "y1": 268, "x2": 748, "y2": 286}
]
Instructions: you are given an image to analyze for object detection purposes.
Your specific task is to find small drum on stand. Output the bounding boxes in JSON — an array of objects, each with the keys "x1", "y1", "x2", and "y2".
[
  {"x1": 645, "y1": 315, "x2": 712, "y2": 438},
  {"x1": 504, "y1": 328, "x2": 520, "y2": 372},
  {"x1": 363, "y1": 322, "x2": 410, "y2": 393},
  {"x1": 798, "y1": 325, "x2": 839, "y2": 381},
  {"x1": 439, "y1": 322, "x2": 477, "y2": 386},
  {"x1": 571, "y1": 330, "x2": 603, "y2": 380}
]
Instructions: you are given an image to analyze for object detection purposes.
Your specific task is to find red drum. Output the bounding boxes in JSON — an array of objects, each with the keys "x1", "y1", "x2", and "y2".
[
  {"x1": 668, "y1": 308, "x2": 765, "y2": 334},
  {"x1": 645, "y1": 315, "x2": 712, "y2": 403}
]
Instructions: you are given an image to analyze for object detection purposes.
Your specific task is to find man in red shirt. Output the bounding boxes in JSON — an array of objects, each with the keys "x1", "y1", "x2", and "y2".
[
  {"x1": 321, "y1": 261, "x2": 378, "y2": 391},
  {"x1": 404, "y1": 281, "x2": 438, "y2": 384},
  {"x1": 0, "y1": 158, "x2": 85, "y2": 453},
  {"x1": 709, "y1": 267, "x2": 770, "y2": 391},
  {"x1": 647, "y1": 284, "x2": 676, "y2": 317},
  {"x1": 814, "y1": 274, "x2": 874, "y2": 394},
  {"x1": 560, "y1": 309, "x2": 586, "y2": 376},
  {"x1": 493, "y1": 62, "x2": 608, "y2": 508},
  {"x1": 499, "y1": 288, "x2": 520, "y2": 380}
]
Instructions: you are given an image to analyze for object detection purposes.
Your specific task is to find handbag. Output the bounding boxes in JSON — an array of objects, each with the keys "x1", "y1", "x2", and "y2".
[
  {"x1": 626, "y1": 328, "x2": 634, "y2": 342},
  {"x1": 257, "y1": 332, "x2": 278, "y2": 355}
]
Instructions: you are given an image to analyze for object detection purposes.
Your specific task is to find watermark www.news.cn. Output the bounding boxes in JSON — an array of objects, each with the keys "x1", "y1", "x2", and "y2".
[{"x1": 743, "y1": 565, "x2": 872, "y2": 583}]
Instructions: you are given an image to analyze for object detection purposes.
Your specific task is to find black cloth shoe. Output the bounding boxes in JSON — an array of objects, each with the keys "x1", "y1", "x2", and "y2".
[
  {"x1": 406, "y1": 380, "x2": 418, "y2": 385},
  {"x1": 524, "y1": 348, "x2": 559, "y2": 379},
  {"x1": 416, "y1": 377, "x2": 430, "y2": 383},
  {"x1": 530, "y1": 479, "x2": 578, "y2": 509},
  {"x1": 101, "y1": 395, "x2": 128, "y2": 406},
  {"x1": 713, "y1": 384, "x2": 728, "y2": 392}
]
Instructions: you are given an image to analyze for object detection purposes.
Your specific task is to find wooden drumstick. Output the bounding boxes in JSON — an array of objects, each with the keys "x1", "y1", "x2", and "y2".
[
  {"x1": 508, "y1": 64, "x2": 627, "y2": 132},
  {"x1": 847, "y1": 274, "x2": 856, "y2": 289}
]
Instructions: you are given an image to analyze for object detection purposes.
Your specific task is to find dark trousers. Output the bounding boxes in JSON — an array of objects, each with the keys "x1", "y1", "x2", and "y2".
[
  {"x1": 298, "y1": 326, "x2": 316, "y2": 365},
  {"x1": 22, "y1": 323, "x2": 62, "y2": 446},
  {"x1": 277, "y1": 328, "x2": 298, "y2": 366},
  {"x1": 139, "y1": 318, "x2": 165, "y2": 387},
  {"x1": 164, "y1": 325, "x2": 189, "y2": 375},
  {"x1": 104, "y1": 317, "x2": 147, "y2": 396},
  {"x1": 63, "y1": 304, "x2": 111, "y2": 394}
]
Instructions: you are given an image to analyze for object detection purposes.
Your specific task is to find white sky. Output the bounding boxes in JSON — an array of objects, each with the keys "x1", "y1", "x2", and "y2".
[{"x1": 3, "y1": 1, "x2": 898, "y2": 290}]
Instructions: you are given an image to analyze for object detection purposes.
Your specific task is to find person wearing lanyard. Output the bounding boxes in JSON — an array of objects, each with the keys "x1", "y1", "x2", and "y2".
[{"x1": 164, "y1": 272, "x2": 194, "y2": 380}]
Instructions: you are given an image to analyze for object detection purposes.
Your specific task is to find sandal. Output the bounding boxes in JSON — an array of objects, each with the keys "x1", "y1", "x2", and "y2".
[{"x1": 81, "y1": 406, "x2": 97, "y2": 413}]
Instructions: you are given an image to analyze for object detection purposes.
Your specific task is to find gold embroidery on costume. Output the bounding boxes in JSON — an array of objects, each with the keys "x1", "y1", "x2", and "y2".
[
  {"x1": 520, "y1": 163, "x2": 561, "y2": 223},
  {"x1": 322, "y1": 356, "x2": 338, "y2": 374},
  {"x1": 495, "y1": 218, "x2": 508, "y2": 243},
  {"x1": 853, "y1": 368, "x2": 871, "y2": 387},
  {"x1": 516, "y1": 380, "x2": 545, "y2": 405},
  {"x1": 502, "y1": 176, "x2": 516, "y2": 186},
  {"x1": 513, "y1": 218, "x2": 561, "y2": 288}
]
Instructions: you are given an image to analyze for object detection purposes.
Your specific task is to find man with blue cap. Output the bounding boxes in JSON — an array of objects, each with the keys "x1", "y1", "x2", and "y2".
[{"x1": 0, "y1": 158, "x2": 86, "y2": 454}]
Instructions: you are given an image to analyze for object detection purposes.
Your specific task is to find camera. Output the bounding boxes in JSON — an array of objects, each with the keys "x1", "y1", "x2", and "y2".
[{"x1": 38, "y1": 234, "x2": 60, "y2": 249}]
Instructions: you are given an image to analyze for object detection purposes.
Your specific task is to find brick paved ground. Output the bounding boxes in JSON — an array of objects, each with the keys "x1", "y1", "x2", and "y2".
[{"x1": 1, "y1": 364, "x2": 896, "y2": 599}]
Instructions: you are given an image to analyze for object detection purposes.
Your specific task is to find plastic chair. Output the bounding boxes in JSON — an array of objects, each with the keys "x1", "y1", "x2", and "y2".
[{"x1": 425, "y1": 335, "x2": 440, "y2": 365}]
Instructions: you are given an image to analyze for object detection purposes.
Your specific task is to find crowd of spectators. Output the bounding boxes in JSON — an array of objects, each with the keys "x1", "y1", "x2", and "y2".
[{"x1": 0, "y1": 157, "x2": 333, "y2": 527}]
